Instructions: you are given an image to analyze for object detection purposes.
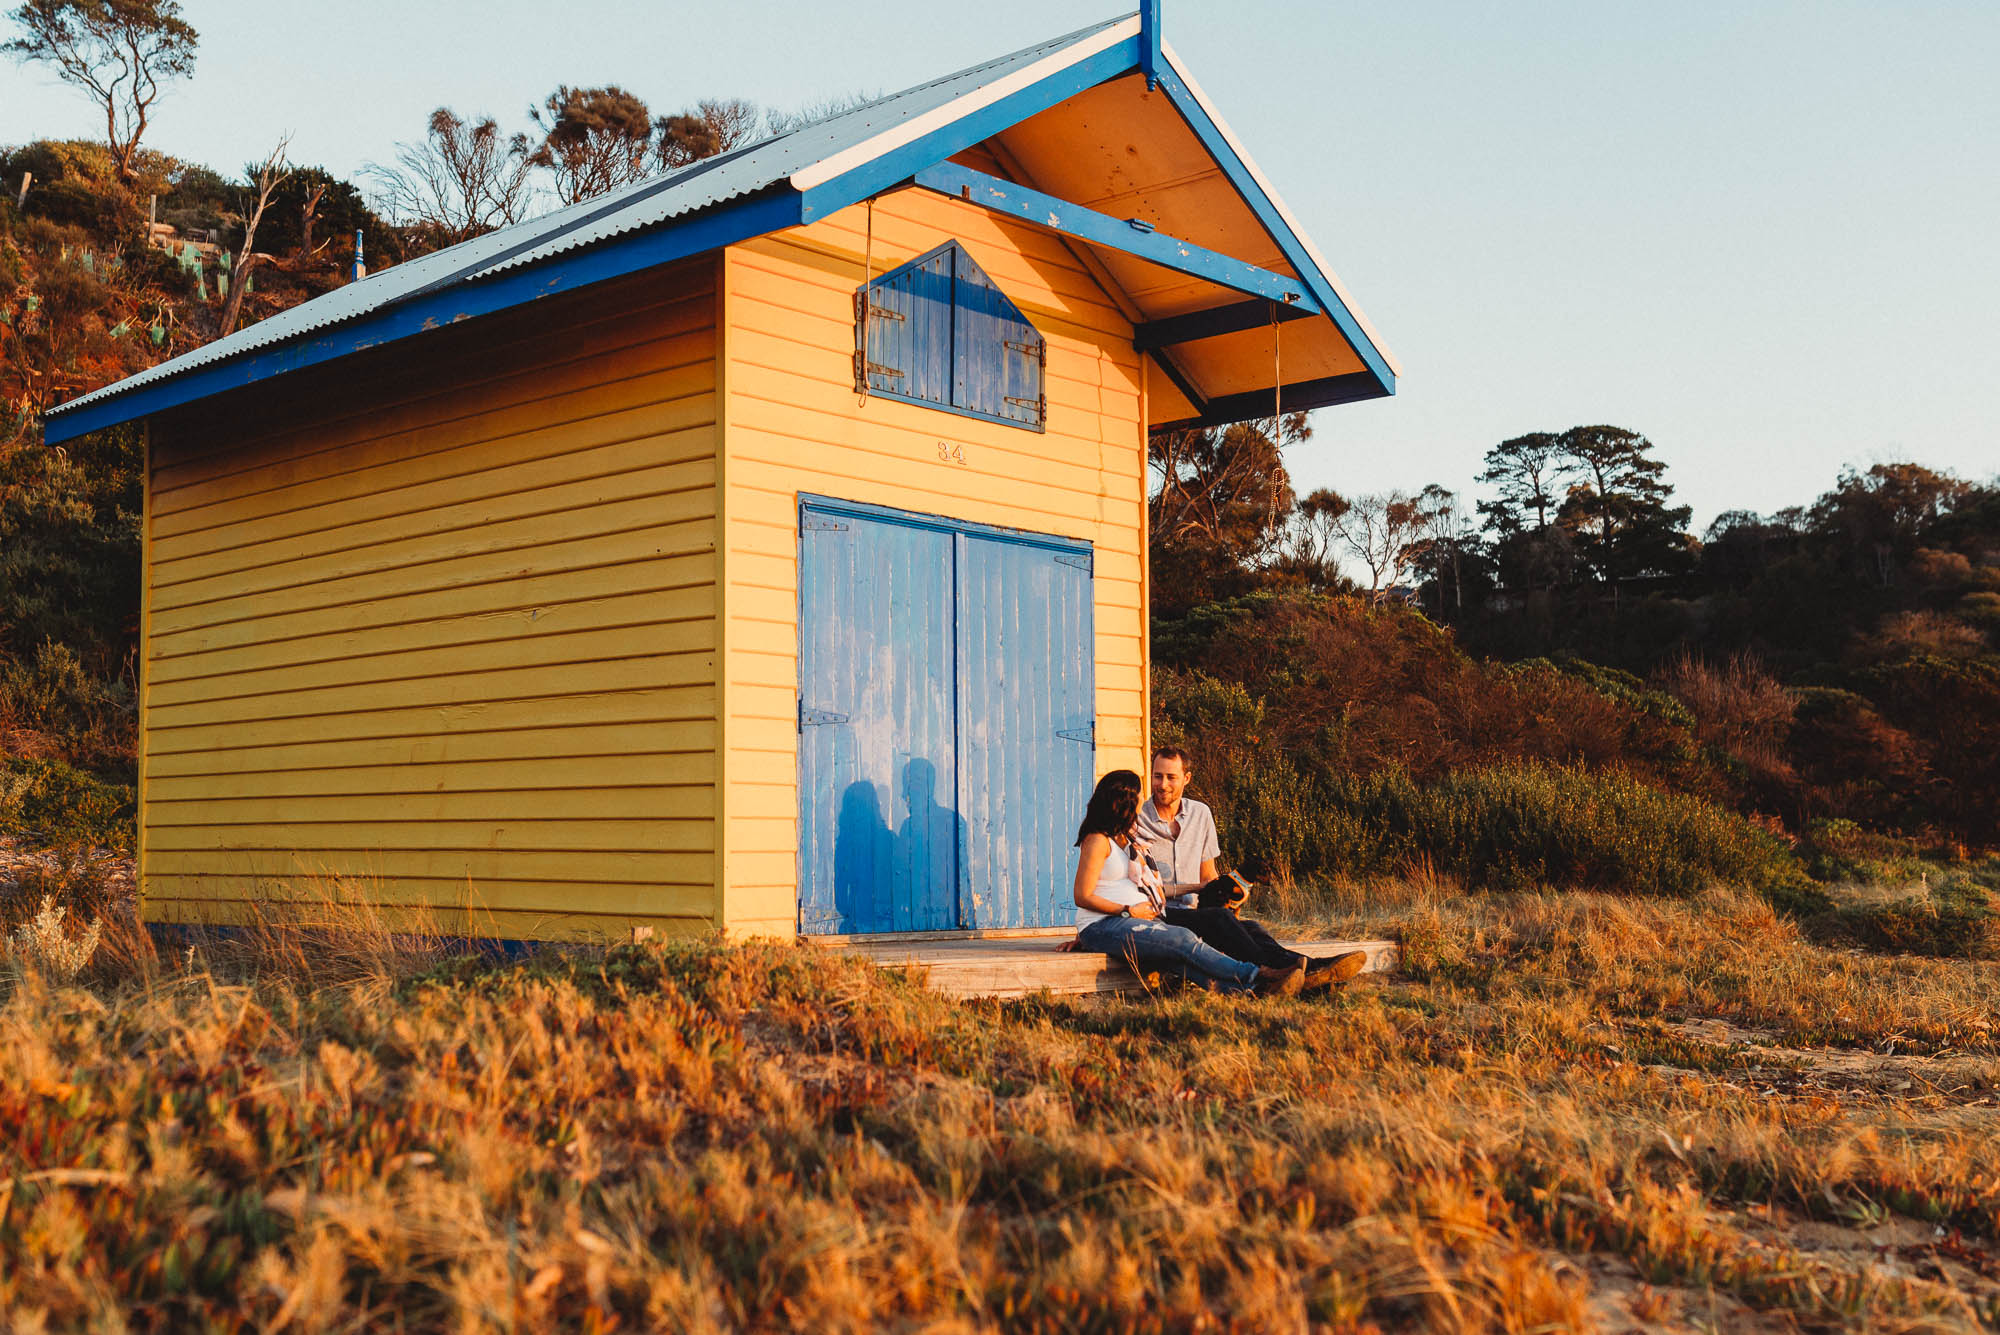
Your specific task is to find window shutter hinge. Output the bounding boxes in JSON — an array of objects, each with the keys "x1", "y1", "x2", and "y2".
[
  {"x1": 801, "y1": 515, "x2": 850, "y2": 531},
  {"x1": 1054, "y1": 551, "x2": 1091, "y2": 571},
  {"x1": 855, "y1": 290, "x2": 905, "y2": 321},
  {"x1": 1055, "y1": 723, "x2": 1095, "y2": 745}
]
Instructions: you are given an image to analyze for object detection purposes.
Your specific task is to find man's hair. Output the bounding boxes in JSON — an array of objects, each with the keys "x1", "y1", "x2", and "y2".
[{"x1": 1150, "y1": 746, "x2": 1191, "y2": 768}]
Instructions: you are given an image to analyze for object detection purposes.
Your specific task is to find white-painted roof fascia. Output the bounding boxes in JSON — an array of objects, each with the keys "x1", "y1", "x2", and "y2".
[
  {"x1": 790, "y1": 15, "x2": 1142, "y2": 192},
  {"x1": 1161, "y1": 40, "x2": 1402, "y2": 378}
]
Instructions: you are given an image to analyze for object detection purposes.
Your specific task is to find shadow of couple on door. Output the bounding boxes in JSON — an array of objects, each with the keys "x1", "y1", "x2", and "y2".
[{"x1": 833, "y1": 757, "x2": 965, "y2": 932}]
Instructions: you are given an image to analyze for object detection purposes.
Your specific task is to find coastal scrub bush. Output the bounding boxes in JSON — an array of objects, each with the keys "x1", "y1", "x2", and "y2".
[
  {"x1": 1213, "y1": 759, "x2": 1819, "y2": 910},
  {"x1": 0, "y1": 754, "x2": 135, "y2": 849},
  {"x1": 0, "y1": 639, "x2": 134, "y2": 766}
]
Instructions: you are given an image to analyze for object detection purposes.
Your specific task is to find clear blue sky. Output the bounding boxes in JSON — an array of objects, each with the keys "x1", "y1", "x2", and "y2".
[{"x1": 4, "y1": 0, "x2": 1996, "y2": 528}]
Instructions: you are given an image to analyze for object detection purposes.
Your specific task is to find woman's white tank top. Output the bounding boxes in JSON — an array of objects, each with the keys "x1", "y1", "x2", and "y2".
[{"x1": 1076, "y1": 837, "x2": 1155, "y2": 928}]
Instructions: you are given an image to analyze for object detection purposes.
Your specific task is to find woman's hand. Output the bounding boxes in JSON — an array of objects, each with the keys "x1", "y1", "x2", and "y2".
[{"x1": 1124, "y1": 901, "x2": 1159, "y2": 921}]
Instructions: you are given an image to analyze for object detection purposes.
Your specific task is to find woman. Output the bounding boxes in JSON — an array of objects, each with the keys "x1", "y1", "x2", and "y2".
[{"x1": 1072, "y1": 769, "x2": 1304, "y2": 996}]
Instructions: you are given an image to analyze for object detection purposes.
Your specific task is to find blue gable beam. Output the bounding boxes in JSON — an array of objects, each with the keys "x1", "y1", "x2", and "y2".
[
  {"x1": 797, "y1": 36, "x2": 1140, "y2": 225},
  {"x1": 1151, "y1": 62, "x2": 1396, "y2": 398},
  {"x1": 1152, "y1": 371, "x2": 1382, "y2": 433},
  {"x1": 45, "y1": 189, "x2": 805, "y2": 445},
  {"x1": 1132, "y1": 298, "x2": 1313, "y2": 351},
  {"x1": 910, "y1": 162, "x2": 1324, "y2": 314}
]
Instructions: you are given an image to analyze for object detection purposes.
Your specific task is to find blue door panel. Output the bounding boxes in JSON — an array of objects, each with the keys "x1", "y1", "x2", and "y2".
[
  {"x1": 797, "y1": 509, "x2": 958, "y2": 934},
  {"x1": 956, "y1": 537, "x2": 1095, "y2": 929},
  {"x1": 798, "y1": 497, "x2": 1092, "y2": 935}
]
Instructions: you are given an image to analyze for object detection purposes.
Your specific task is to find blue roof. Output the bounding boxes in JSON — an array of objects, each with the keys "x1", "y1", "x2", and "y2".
[{"x1": 45, "y1": 10, "x2": 1395, "y2": 442}]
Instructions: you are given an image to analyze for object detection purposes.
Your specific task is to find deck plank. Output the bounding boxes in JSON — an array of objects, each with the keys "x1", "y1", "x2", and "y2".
[{"x1": 823, "y1": 935, "x2": 1398, "y2": 999}]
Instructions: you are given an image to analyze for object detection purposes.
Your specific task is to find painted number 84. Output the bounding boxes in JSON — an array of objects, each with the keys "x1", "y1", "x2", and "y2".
[{"x1": 936, "y1": 441, "x2": 966, "y2": 465}]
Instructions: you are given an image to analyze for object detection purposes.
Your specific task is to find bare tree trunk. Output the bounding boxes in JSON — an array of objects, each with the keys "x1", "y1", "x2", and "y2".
[{"x1": 218, "y1": 138, "x2": 292, "y2": 338}]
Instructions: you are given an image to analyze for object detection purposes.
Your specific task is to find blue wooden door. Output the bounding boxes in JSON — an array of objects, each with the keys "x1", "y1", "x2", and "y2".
[
  {"x1": 956, "y1": 536, "x2": 1095, "y2": 928},
  {"x1": 797, "y1": 498, "x2": 1093, "y2": 935},
  {"x1": 797, "y1": 507, "x2": 959, "y2": 935}
]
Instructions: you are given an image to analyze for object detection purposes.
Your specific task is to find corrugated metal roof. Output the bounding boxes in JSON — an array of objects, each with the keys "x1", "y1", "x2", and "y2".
[{"x1": 49, "y1": 14, "x2": 1130, "y2": 422}]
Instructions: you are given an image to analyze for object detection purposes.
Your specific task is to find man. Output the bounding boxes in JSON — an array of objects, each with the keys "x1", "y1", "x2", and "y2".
[{"x1": 1137, "y1": 747, "x2": 1367, "y2": 991}]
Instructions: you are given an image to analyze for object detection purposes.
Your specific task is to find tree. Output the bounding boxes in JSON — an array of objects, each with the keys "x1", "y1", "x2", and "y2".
[
  {"x1": 1476, "y1": 431, "x2": 1569, "y2": 537},
  {"x1": 295, "y1": 177, "x2": 327, "y2": 256},
  {"x1": 249, "y1": 166, "x2": 399, "y2": 268},
  {"x1": 1407, "y1": 483, "x2": 1485, "y2": 615},
  {"x1": 5, "y1": 0, "x2": 198, "y2": 181},
  {"x1": 655, "y1": 98, "x2": 762, "y2": 169},
  {"x1": 764, "y1": 90, "x2": 877, "y2": 136},
  {"x1": 1553, "y1": 425, "x2": 1694, "y2": 582},
  {"x1": 1148, "y1": 414, "x2": 1307, "y2": 611},
  {"x1": 365, "y1": 107, "x2": 535, "y2": 249},
  {"x1": 1313, "y1": 489, "x2": 1426, "y2": 601},
  {"x1": 1807, "y1": 462, "x2": 1975, "y2": 588},
  {"x1": 529, "y1": 84, "x2": 653, "y2": 204},
  {"x1": 216, "y1": 137, "x2": 290, "y2": 338}
]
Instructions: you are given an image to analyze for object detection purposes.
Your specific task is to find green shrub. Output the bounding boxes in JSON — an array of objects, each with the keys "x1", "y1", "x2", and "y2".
[
  {"x1": 1219, "y1": 761, "x2": 1819, "y2": 909},
  {"x1": 1957, "y1": 591, "x2": 2000, "y2": 635},
  {"x1": 1802, "y1": 864, "x2": 1999, "y2": 959},
  {"x1": 0, "y1": 640, "x2": 132, "y2": 753},
  {"x1": 0, "y1": 754, "x2": 135, "y2": 849}
]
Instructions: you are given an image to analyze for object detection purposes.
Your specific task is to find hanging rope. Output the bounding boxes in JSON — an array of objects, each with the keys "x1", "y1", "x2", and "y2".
[
  {"x1": 858, "y1": 197, "x2": 875, "y2": 402},
  {"x1": 1272, "y1": 300, "x2": 1282, "y2": 434}
]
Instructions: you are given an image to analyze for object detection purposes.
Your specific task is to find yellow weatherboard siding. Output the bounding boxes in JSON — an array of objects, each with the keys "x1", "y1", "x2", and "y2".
[
  {"x1": 142, "y1": 261, "x2": 722, "y2": 942},
  {"x1": 718, "y1": 185, "x2": 1150, "y2": 939}
]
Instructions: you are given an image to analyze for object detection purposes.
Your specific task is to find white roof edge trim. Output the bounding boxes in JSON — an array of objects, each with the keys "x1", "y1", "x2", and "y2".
[
  {"x1": 789, "y1": 15, "x2": 1141, "y2": 193},
  {"x1": 1161, "y1": 40, "x2": 1402, "y2": 379}
]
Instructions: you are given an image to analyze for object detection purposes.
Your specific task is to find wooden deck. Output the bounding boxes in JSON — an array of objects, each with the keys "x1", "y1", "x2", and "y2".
[{"x1": 825, "y1": 934, "x2": 1399, "y2": 999}]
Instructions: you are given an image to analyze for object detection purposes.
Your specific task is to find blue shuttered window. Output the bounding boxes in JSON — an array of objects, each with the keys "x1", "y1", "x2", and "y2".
[{"x1": 856, "y1": 240, "x2": 1046, "y2": 431}]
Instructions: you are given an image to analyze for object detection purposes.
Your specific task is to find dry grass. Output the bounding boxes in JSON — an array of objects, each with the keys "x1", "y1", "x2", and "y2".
[{"x1": 1, "y1": 886, "x2": 1997, "y2": 1331}]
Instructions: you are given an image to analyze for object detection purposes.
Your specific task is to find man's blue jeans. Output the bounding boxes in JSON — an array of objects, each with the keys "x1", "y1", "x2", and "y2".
[{"x1": 1075, "y1": 915, "x2": 1260, "y2": 992}]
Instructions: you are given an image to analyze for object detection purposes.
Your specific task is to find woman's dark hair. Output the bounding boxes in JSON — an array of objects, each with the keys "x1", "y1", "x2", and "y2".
[{"x1": 1076, "y1": 769, "x2": 1143, "y2": 847}]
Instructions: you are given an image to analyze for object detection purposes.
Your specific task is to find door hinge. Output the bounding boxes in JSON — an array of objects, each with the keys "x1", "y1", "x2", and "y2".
[
  {"x1": 801, "y1": 515, "x2": 850, "y2": 531},
  {"x1": 799, "y1": 703, "x2": 850, "y2": 729},
  {"x1": 1054, "y1": 551, "x2": 1092, "y2": 571},
  {"x1": 1055, "y1": 724, "x2": 1094, "y2": 745}
]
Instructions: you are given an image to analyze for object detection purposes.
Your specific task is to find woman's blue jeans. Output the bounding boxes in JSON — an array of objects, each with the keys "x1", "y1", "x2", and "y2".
[{"x1": 1076, "y1": 915, "x2": 1260, "y2": 992}]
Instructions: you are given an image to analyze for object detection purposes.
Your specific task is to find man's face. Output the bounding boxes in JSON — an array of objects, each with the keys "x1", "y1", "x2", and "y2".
[{"x1": 1151, "y1": 755, "x2": 1189, "y2": 810}]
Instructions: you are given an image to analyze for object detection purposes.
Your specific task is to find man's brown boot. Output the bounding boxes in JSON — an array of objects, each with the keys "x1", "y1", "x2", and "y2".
[
  {"x1": 1302, "y1": 951, "x2": 1369, "y2": 991},
  {"x1": 1253, "y1": 963, "x2": 1305, "y2": 997}
]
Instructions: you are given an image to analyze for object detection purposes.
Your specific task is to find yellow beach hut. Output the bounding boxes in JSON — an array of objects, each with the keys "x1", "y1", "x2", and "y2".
[{"x1": 44, "y1": 8, "x2": 1398, "y2": 944}]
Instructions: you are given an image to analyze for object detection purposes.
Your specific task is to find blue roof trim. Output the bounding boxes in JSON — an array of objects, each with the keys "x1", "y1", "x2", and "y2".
[
  {"x1": 1139, "y1": 0, "x2": 1163, "y2": 89},
  {"x1": 43, "y1": 189, "x2": 801, "y2": 445},
  {"x1": 796, "y1": 35, "x2": 1141, "y2": 223},
  {"x1": 1151, "y1": 63, "x2": 1396, "y2": 399}
]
